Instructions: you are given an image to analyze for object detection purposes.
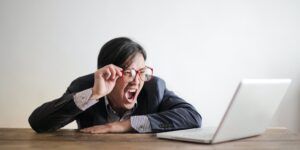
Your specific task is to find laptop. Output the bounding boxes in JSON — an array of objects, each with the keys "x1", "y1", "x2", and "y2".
[{"x1": 157, "y1": 79, "x2": 291, "y2": 144}]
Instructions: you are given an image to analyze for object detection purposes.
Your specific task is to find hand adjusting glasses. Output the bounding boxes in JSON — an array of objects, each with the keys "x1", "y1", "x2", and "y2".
[{"x1": 122, "y1": 66, "x2": 153, "y2": 82}]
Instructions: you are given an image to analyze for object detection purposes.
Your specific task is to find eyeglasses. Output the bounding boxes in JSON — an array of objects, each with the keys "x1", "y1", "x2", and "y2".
[{"x1": 122, "y1": 66, "x2": 153, "y2": 82}]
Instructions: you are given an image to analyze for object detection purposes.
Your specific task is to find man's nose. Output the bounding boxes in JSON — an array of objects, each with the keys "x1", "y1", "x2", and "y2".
[{"x1": 131, "y1": 73, "x2": 141, "y2": 84}]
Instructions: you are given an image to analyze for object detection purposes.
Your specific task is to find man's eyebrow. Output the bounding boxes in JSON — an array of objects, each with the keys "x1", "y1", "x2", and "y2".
[
  {"x1": 122, "y1": 63, "x2": 130, "y2": 70},
  {"x1": 124, "y1": 66, "x2": 146, "y2": 70}
]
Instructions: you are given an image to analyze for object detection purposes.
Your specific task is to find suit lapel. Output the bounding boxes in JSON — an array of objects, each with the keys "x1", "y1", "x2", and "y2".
[
  {"x1": 92, "y1": 98, "x2": 108, "y2": 124},
  {"x1": 133, "y1": 89, "x2": 149, "y2": 115}
]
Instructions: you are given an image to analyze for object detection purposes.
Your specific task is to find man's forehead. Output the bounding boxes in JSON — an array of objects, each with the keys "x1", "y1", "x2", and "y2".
[
  {"x1": 124, "y1": 63, "x2": 146, "y2": 70},
  {"x1": 122, "y1": 54, "x2": 145, "y2": 70}
]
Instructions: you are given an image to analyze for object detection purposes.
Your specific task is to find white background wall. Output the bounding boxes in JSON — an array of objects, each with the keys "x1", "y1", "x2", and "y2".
[{"x1": 0, "y1": 0, "x2": 299, "y2": 133}]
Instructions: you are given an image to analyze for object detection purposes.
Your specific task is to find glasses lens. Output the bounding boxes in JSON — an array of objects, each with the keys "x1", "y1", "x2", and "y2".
[
  {"x1": 140, "y1": 67, "x2": 153, "y2": 81},
  {"x1": 123, "y1": 69, "x2": 136, "y2": 82},
  {"x1": 123, "y1": 67, "x2": 153, "y2": 82}
]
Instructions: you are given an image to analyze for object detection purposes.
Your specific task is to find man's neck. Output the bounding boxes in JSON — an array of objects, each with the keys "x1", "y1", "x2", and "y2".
[{"x1": 105, "y1": 96, "x2": 128, "y2": 115}]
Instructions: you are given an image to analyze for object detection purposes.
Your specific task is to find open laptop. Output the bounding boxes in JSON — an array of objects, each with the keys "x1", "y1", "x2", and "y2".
[{"x1": 157, "y1": 79, "x2": 291, "y2": 144}]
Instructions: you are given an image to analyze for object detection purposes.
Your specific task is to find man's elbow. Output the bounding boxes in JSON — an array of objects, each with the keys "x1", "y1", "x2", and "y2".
[
  {"x1": 28, "y1": 114, "x2": 53, "y2": 133},
  {"x1": 28, "y1": 115, "x2": 43, "y2": 133},
  {"x1": 195, "y1": 113, "x2": 202, "y2": 128},
  {"x1": 190, "y1": 110, "x2": 202, "y2": 128}
]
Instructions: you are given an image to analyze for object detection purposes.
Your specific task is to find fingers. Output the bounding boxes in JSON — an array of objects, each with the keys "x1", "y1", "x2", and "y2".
[
  {"x1": 80, "y1": 126, "x2": 97, "y2": 133},
  {"x1": 92, "y1": 64, "x2": 123, "y2": 99},
  {"x1": 101, "y1": 64, "x2": 123, "y2": 80},
  {"x1": 103, "y1": 69, "x2": 111, "y2": 80},
  {"x1": 116, "y1": 67, "x2": 123, "y2": 77},
  {"x1": 108, "y1": 66, "x2": 116, "y2": 80},
  {"x1": 79, "y1": 120, "x2": 132, "y2": 134},
  {"x1": 80, "y1": 125, "x2": 110, "y2": 134}
]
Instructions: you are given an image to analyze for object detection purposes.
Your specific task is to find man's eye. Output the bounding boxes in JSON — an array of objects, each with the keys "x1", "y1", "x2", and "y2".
[
  {"x1": 140, "y1": 68, "x2": 147, "y2": 73},
  {"x1": 124, "y1": 72, "x2": 131, "y2": 76}
]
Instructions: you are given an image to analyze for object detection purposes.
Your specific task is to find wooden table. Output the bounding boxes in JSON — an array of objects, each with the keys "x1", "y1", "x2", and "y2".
[{"x1": 0, "y1": 128, "x2": 299, "y2": 150}]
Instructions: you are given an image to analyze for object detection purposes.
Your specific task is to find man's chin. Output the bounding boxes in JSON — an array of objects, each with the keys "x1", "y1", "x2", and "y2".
[{"x1": 123, "y1": 102, "x2": 136, "y2": 110}]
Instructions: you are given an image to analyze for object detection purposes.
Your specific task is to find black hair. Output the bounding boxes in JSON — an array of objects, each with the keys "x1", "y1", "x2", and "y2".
[{"x1": 97, "y1": 37, "x2": 147, "y2": 69}]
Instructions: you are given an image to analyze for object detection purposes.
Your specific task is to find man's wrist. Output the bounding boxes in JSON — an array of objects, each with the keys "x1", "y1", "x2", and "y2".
[
  {"x1": 120, "y1": 120, "x2": 133, "y2": 132},
  {"x1": 90, "y1": 93, "x2": 101, "y2": 100},
  {"x1": 107, "y1": 120, "x2": 133, "y2": 133},
  {"x1": 90, "y1": 88, "x2": 105, "y2": 100}
]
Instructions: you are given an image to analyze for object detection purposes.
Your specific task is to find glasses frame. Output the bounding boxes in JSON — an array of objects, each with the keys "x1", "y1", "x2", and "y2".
[{"x1": 121, "y1": 66, "x2": 153, "y2": 82}]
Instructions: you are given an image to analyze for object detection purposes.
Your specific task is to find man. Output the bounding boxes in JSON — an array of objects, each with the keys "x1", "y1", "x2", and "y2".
[{"x1": 28, "y1": 37, "x2": 202, "y2": 133}]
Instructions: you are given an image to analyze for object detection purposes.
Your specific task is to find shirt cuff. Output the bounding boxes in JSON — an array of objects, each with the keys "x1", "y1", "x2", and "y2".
[
  {"x1": 73, "y1": 88, "x2": 98, "y2": 111},
  {"x1": 130, "y1": 115, "x2": 152, "y2": 133}
]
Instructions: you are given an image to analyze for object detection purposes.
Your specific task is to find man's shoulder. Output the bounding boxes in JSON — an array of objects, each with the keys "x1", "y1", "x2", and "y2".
[
  {"x1": 142, "y1": 76, "x2": 166, "y2": 95},
  {"x1": 144, "y1": 76, "x2": 165, "y2": 87}
]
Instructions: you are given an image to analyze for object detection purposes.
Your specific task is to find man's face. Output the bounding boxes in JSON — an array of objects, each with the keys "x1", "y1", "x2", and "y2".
[{"x1": 107, "y1": 53, "x2": 145, "y2": 113}]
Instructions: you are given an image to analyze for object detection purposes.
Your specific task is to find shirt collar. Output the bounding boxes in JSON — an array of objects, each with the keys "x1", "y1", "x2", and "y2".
[{"x1": 104, "y1": 96, "x2": 137, "y2": 116}]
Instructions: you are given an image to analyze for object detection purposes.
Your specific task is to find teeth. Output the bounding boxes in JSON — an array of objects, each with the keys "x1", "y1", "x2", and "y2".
[{"x1": 128, "y1": 89, "x2": 137, "y2": 92}]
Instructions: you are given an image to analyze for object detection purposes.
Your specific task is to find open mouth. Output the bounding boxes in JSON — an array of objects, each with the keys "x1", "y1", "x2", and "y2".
[{"x1": 125, "y1": 89, "x2": 137, "y2": 102}]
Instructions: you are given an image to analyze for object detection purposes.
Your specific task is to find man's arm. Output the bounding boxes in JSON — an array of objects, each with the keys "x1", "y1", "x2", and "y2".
[
  {"x1": 29, "y1": 64, "x2": 123, "y2": 133},
  {"x1": 80, "y1": 119, "x2": 133, "y2": 134},
  {"x1": 28, "y1": 74, "x2": 95, "y2": 133},
  {"x1": 28, "y1": 92, "x2": 81, "y2": 133},
  {"x1": 145, "y1": 77, "x2": 202, "y2": 133}
]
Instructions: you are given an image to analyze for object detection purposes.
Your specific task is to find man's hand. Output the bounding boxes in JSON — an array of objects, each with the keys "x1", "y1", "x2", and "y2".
[
  {"x1": 79, "y1": 120, "x2": 133, "y2": 134},
  {"x1": 90, "y1": 64, "x2": 123, "y2": 100}
]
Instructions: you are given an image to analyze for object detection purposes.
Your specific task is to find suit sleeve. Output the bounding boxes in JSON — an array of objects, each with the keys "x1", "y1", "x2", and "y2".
[
  {"x1": 28, "y1": 79, "x2": 87, "y2": 133},
  {"x1": 146, "y1": 78, "x2": 202, "y2": 133}
]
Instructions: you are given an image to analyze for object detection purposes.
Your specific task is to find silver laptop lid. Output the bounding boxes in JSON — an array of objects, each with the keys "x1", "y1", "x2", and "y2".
[{"x1": 212, "y1": 79, "x2": 291, "y2": 143}]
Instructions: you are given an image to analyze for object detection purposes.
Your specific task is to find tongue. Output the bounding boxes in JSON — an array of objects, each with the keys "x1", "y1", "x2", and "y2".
[{"x1": 127, "y1": 92, "x2": 134, "y2": 99}]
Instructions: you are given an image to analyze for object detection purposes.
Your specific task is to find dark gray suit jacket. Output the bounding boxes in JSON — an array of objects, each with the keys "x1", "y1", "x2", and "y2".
[{"x1": 28, "y1": 74, "x2": 202, "y2": 133}]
